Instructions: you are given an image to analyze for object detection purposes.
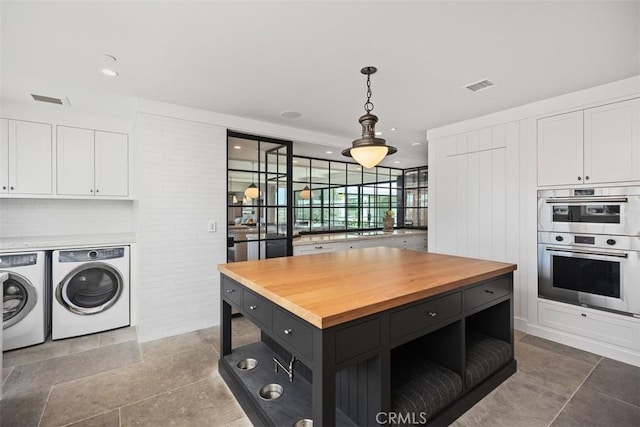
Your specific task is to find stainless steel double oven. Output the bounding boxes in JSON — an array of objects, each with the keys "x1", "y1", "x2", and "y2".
[{"x1": 538, "y1": 186, "x2": 640, "y2": 317}]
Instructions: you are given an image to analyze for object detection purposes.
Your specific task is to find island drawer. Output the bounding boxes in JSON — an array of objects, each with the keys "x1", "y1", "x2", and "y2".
[
  {"x1": 221, "y1": 277, "x2": 243, "y2": 307},
  {"x1": 390, "y1": 292, "x2": 462, "y2": 341},
  {"x1": 243, "y1": 289, "x2": 272, "y2": 328},
  {"x1": 465, "y1": 277, "x2": 510, "y2": 311},
  {"x1": 272, "y1": 306, "x2": 313, "y2": 360}
]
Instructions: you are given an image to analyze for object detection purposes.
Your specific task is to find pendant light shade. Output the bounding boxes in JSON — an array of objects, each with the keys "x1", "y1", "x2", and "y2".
[
  {"x1": 342, "y1": 66, "x2": 397, "y2": 169},
  {"x1": 244, "y1": 183, "x2": 259, "y2": 199},
  {"x1": 244, "y1": 161, "x2": 260, "y2": 200},
  {"x1": 300, "y1": 185, "x2": 314, "y2": 200}
]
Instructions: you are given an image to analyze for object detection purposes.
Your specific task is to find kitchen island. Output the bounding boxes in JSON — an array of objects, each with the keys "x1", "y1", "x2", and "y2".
[{"x1": 218, "y1": 247, "x2": 517, "y2": 426}]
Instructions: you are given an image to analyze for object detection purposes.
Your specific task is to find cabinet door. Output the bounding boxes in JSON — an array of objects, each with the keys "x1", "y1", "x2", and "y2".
[
  {"x1": 0, "y1": 119, "x2": 8, "y2": 194},
  {"x1": 537, "y1": 111, "x2": 583, "y2": 186},
  {"x1": 95, "y1": 131, "x2": 128, "y2": 197},
  {"x1": 584, "y1": 98, "x2": 640, "y2": 184},
  {"x1": 57, "y1": 126, "x2": 95, "y2": 196},
  {"x1": 8, "y1": 120, "x2": 52, "y2": 195}
]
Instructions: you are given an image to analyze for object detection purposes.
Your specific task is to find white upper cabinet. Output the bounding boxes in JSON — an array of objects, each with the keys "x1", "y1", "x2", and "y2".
[
  {"x1": 584, "y1": 98, "x2": 640, "y2": 184},
  {"x1": 94, "y1": 131, "x2": 129, "y2": 197},
  {"x1": 538, "y1": 98, "x2": 640, "y2": 186},
  {"x1": 57, "y1": 126, "x2": 95, "y2": 196},
  {"x1": 57, "y1": 126, "x2": 129, "y2": 197},
  {"x1": 0, "y1": 119, "x2": 53, "y2": 195},
  {"x1": 537, "y1": 111, "x2": 583, "y2": 186}
]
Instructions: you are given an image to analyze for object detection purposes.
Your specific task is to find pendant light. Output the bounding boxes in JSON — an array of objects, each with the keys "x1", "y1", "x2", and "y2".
[
  {"x1": 342, "y1": 66, "x2": 397, "y2": 169},
  {"x1": 244, "y1": 162, "x2": 260, "y2": 200},
  {"x1": 299, "y1": 166, "x2": 314, "y2": 200}
]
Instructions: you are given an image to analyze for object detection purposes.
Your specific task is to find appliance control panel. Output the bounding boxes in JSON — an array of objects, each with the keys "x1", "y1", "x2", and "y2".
[{"x1": 538, "y1": 232, "x2": 635, "y2": 251}]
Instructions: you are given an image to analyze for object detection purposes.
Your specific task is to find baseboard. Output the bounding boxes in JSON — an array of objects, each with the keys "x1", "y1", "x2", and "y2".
[{"x1": 525, "y1": 324, "x2": 640, "y2": 367}]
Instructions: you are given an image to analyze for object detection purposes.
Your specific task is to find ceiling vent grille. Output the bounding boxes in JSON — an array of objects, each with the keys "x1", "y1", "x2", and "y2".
[
  {"x1": 464, "y1": 79, "x2": 495, "y2": 92},
  {"x1": 31, "y1": 94, "x2": 67, "y2": 105}
]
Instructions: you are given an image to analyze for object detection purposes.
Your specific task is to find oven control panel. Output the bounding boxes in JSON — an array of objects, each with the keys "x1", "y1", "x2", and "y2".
[{"x1": 538, "y1": 232, "x2": 637, "y2": 251}]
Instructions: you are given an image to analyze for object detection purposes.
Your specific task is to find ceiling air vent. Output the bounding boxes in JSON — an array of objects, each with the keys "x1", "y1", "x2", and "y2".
[
  {"x1": 464, "y1": 79, "x2": 495, "y2": 92},
  {"x1": 31, "y1": 94, "x2": 69, "y2": 105}
]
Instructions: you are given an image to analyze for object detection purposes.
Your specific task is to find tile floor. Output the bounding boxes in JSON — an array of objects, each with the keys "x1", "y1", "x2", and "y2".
[{"x1": 2, "y1": 319, "x2": 639, "y2": 426}]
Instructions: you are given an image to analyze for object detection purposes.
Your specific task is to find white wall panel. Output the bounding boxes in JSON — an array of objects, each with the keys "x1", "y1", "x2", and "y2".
[
  {"x1": 0, "y1": 199, "x2": 133, "y2": 237},
  {"x1": 133, "y1": 113, "x2": 226, "y2": 342}
]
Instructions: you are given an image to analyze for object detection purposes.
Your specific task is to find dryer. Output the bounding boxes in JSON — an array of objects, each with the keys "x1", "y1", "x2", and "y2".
[
  {"x1": 1, "y1": 251, "x2": 50, "y2": 351},
  {"x1": 52, "y1": 246, "x2": 130, "y2": 340}
]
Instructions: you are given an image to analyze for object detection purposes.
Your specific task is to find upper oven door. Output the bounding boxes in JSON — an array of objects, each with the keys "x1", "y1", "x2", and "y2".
[{"x1": 538, "y1": 187, "x2": 640, "y2": 235}]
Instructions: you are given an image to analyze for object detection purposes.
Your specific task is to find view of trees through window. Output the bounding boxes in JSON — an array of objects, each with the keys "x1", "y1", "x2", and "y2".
[{"x1": 293, "y1": 157, "x2": 410, "y2": 233}]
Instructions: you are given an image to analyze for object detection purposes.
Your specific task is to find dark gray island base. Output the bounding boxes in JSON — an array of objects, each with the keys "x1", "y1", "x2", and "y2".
[{"x1": 218, "y1": 249, "x2": 517, "y2": 426}]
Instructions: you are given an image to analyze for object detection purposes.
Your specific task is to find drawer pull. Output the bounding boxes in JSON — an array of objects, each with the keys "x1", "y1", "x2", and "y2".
[
  {"x1": 283, "y1": 328, "x2": 293, "y2": 335},
  {"x1": 427, "y1": 312, "x2": 437, "y2": 317},
  {"x1": 484, "y1": 289, "x2": 495, "y2": 295},
  {"x1": 314, "y1": 246, "x2": 323, "y2": 249},
  {"x1": 225, "y1": 289, "x2": 236, "y2": 293},
  {"x1": 581, "y1": 313, "x2": 587, "y2": 317},
  {"x1": 249, "y1": 305, "x2": 258, "y2": 310}
]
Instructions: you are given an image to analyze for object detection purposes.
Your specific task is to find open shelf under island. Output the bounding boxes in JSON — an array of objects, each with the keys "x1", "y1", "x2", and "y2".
[{"x1": 218, "y1": 247, "x2": 517, "y2": 426}]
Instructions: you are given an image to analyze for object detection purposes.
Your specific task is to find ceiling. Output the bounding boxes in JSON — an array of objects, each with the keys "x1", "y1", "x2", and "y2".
[{"x1": 1, "y1": 1, "x2": 638, "y2": 168}]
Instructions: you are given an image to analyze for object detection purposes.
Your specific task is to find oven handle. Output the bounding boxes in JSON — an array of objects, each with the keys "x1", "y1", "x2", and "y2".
[
  {"x1": 545, "y1": 197, "x2": 628, "y2": 204},
  {"x1": 545, "y1": 246, "x2": 628, "y2": 258}
]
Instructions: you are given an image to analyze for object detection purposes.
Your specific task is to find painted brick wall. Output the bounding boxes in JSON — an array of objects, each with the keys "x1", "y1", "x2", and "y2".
[
  {"x1": 0, "y1": 199, "x2": 134, "y2": 237},
  {"x1": 133, "y1": 113, "x2": 226, "y2": 342}
]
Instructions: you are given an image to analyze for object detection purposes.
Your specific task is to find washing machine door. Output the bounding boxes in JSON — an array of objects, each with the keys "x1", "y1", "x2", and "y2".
[
  {"x1": 57, "y1": 263, "x2": 123, "y2": 315},
  {"x1": 3, "y1": 272, "x2": 38, "y2": 329}
]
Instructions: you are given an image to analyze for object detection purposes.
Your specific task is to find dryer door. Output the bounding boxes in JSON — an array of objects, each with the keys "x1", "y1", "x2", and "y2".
[
  {"x1": 3, "y1": 272, "x2": 38, "y2": 328},
  {"x1": 57, "y1": 263, "x2": 123, "y2": 315}
]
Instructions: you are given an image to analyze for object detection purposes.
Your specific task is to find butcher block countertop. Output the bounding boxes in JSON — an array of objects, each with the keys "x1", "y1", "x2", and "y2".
[{"x1": 218, "y1": 247, "x2": 517, "y2": 329}]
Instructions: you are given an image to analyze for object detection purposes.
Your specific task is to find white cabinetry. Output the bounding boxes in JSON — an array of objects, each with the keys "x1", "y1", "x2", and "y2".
[
  {"x1": 538, "y1": 300, "x2": 640, "y2": 351},
  {"x1": 384, "y1": 234, "x2": 428, "y2": 251},
  {"x1": 538, "y1": 98, "x2": 640, "y2": 186},
  {"x1": 293, "y1": 242, "x2": 347, "y2": 256},
  {"x1": 292, "y1": 233, "x2": 427, "y2": 256},
  {"x1": 57, "y1": 126, "x2": 129, "y2": 197},
  {"x1": 0, "y1": 119, "x2": 52, "y2": 195}
]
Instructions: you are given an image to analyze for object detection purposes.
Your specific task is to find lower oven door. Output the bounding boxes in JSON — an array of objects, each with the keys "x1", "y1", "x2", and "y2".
[{"x1": 538, "y1": 245, "x2": 640, "y2": 316}]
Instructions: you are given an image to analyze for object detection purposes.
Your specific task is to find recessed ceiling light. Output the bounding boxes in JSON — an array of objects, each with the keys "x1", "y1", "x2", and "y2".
[
  {"x1": 394, "y1": 161, "x2": 400, "y2": 164},
  {"x1": 281, "y1": 110, "x2": 302, "y2": 119},
  {"x1": 390, "y1": 127, "x2": 397, "y2": 132},
  {"x1": 100, "y1": 54, "x2": 119, "y2": 78},
  {"x1": 325, "y1": 150, "x2": 333, "y2": 154},
  {"x1": 411, "y1": 142, "x2": 423, "y2": 146},
  {"x1": 101, "y1": 68, "x2": 119, "y2": 77},
  {"x1": 375, "y1": 131, "x2": 382, "y2": 136},
  {"x1": 233, "y1": 145, "x2": 241, "y2": 150}
]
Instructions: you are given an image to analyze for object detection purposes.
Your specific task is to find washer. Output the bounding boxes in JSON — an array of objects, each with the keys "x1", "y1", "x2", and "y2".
[
  {"x1": 52, "y1": 246, "x2": 130, "y2": 340},
  {"x1": 2, "y1": 251, "x2": 50, "y2": 351}
]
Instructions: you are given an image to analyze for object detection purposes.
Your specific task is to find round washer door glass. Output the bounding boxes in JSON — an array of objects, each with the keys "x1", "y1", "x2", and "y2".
[
  {"x1": 3, "y1": 274, "x2": 38, "y2": 328},
  {"x1": 60, "y1": 264, "x2": 123, "y2": 315}
]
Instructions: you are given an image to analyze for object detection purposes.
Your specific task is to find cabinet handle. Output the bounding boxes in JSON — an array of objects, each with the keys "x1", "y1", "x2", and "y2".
[
  {"x1": 225, "y1": 289, "x2": 236, "y2": 293},
  {"x1": 484, "y1": 289, "x2": 494, "y2": 294},
  {"x1": 427, "y1": 312, "x2": 437, "y2": 317},
  {"x1": 249, "y1": 305, "x2": 257, "y2": 310},
  {"x1": 584, "y1": 176, "x2": 590, "y2": 181},
  {"x1": 314, "y1": 246, "x2": 323, "y2": 249},
  {"x1": 96, "y1": 189, "x2": 99, "y2": 193},
  {"x1": 10, "y1": 186, "x2": 14, "y2": 190},
  {"x1": 577, "y1": 176, "x2": 582, "y2": 181},
  {"x1": 90, "y1": 189, "x2": 94, "y2": 193},
  {"x1": 581, "y1": 313, "x2": 587, "y2": 317},
  {"x1": 1, "y1": 186, "x2": 6, "y2": 190},
  {"x1": 283, "y1": 328, "x2": 293, "y2": 335}
]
